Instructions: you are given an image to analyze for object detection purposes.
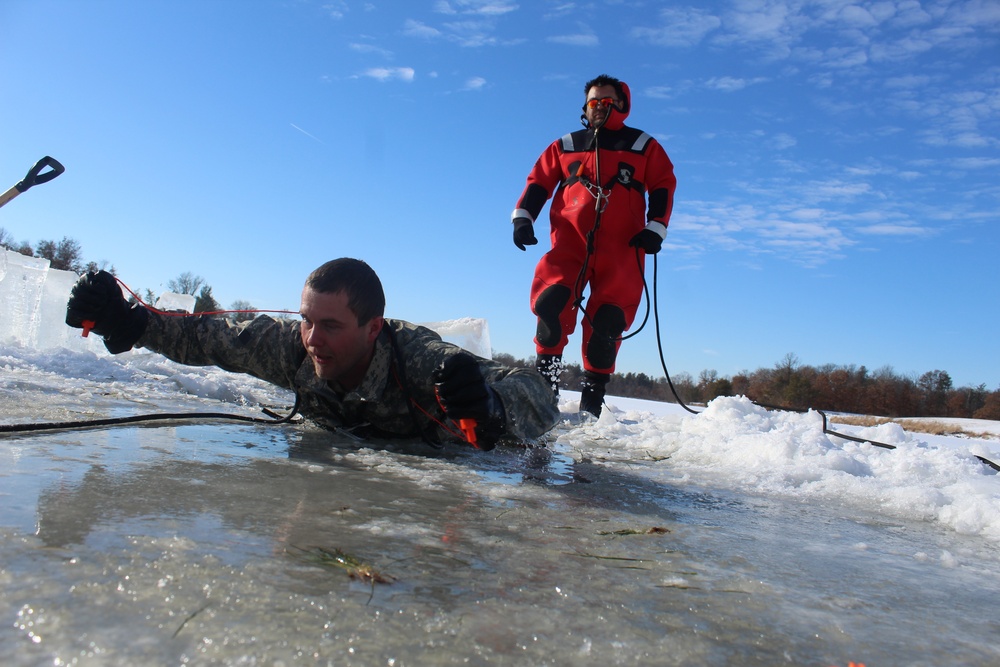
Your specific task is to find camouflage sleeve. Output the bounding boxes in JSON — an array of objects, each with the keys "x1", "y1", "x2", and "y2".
[
  {"x1": 487, "y1": 366, "x2": 561, "y2": 441},
  {"x1": 390, "y1": 320, "x2": 559, "y2": 441},
  {"x1": 135, "y1": 310, "x2": 305, "y2": 390}
]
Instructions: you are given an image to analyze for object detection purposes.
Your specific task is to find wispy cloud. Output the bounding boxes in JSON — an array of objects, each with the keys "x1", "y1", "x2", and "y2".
[
  {"x1": 442, "y1": 19, "x2": 501, "y2": 46},
  {"x1": 855, "y1": 223, "x2": 930, "y2": 236},
  {"x1": 434, "y1": 0, "x2": 518, "y2": 16},
  {"x1": 802, "y1": 179, "x2": 874, "y2": 202},
  {"x1": 322, "y1": 1, "x2": 349, "y2": 20},
  {"x1": 547, "y1": 32, "x2": 598, "y2": 47},
  {"x1": 947, "y1": 157, "x2": 1000, "y2": 170},
  {"x1": 884, "y1": 74, "x2": 933, "y2": 89},
  {"x1": 357, "y1": 67, "x2": 415, "y2": 83},
  {"x1": 837, "y1": 4, "x2": 879, "y2": 29},
  {"x1": 406, "y1": 0, "x2": 525, "y2": 47},
  {"x1": 888, "y1": 82, "x2": 1000, "y2": 150},
  {"x1": 542, "y1": 3, "x2": 577, "y2": 20},
  {"x1": 771, "y1": 133, "x2": 796, "y2": 150},
  {"x1": 758, "y1": 219, "x2": 856, "y2": 264},
  {"x1": 406, "y1": 15, "x2": 516, "y2": 47},
  {"x1": 463, "y1": 76, "x2": 487, "y2": 91},
  {"x1": 635, "y1": 0, "x2": 1000, "y2": 74},
  {"x1": 645, "y1": 85, "x2": 677, "y2": 100},
  {"x1": 662, "y1": 153, "x2": 962, "y2": 267},
  {"x1": 349, "y1": 42, "x2": 393, "y2": 58},
  {"x1": 632, "y1": 7, "x2": 721, "y2": 47},
  {"x1": 703, "y1": 76, "x2": 767, "y2": 92},
  {"x1": 403, "y1": 19, "x2": 442, "y2": 39}
]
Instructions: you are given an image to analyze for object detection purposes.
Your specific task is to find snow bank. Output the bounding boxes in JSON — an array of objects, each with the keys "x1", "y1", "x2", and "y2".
[{"x1": 555, "y1": 395, "x2": 1000, "y2": 544}]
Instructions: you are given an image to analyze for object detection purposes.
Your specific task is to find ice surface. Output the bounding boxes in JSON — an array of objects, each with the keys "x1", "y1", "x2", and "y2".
[
  {"x1": 0, "y1": 250, "x2": 49, "y2": 347},
  {"x1": 420, "y1": 316, "x2": 492, "y2": 359},
  {"x1": 154, "y1": 291, "x2": 195, "y2": 313},
  {"x1": 2, "y1": 375, "x2": 999, "y2": 666},
  {"x1": 0, "y1": 250, "x2": 104, "y2": 353}
]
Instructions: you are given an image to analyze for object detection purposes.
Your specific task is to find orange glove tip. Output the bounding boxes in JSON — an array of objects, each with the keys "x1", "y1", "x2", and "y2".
[{"x1": 458, "y1": 418, "x2": 479, "y2": 449}]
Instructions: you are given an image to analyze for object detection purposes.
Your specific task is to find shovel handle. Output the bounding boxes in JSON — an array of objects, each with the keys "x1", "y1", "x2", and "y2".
[{"x1": 16, "y1": 156, "x2": 65, "y2": 193}]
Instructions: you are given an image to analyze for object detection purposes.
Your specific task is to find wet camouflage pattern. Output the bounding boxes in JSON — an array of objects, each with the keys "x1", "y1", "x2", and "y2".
[{"x1": 136, "y1": 312, "x2": 559, "y2": 446}]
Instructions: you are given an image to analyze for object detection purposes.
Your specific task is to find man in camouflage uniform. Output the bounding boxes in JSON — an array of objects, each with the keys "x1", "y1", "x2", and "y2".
[{"x1": 65, "y1": 258, "x2": 559, "y2": 450}]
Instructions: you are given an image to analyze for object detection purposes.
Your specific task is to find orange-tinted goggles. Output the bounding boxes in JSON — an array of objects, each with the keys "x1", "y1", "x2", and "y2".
[{"x1": 585, "y1": 97, "x2": 617, "y2": 109}]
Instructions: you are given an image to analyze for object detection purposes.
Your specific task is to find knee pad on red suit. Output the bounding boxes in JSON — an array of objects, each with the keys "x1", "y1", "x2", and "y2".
[
  {"x1": 533, "y1": 284, "x2": 572, "y2": 349},
  {"x1": 584, "y1": 304, "x2": 626, "y2": 371}
]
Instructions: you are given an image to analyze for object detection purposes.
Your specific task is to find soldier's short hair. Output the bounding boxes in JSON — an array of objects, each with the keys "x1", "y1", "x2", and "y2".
[
  {"x1": 584, "y1": 74, "x2": 624, "y2": 102},
  {"x1": 306, "y1": 258, "x2": 385, "y2": 324}
]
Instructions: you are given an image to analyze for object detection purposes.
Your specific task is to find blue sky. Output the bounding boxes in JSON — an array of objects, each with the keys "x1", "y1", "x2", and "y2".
[{"x1": 2, "y1": 0, "x2": 998, "y2": 389}]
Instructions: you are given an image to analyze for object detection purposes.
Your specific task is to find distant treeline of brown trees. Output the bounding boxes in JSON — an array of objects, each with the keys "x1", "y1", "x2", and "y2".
[{"x1": 493, "y1": 352, "x2": 1000, "y2": 420}]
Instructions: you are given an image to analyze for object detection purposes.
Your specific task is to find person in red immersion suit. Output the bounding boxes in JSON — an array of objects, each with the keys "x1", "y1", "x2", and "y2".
[{"x1": 511, "y1": 74, "x2": 676, "y2": 417}]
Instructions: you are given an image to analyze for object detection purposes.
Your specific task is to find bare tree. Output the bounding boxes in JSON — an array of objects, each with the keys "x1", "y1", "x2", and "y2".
[
  {"x1": 228, "y1": 299, "x2": 258, "y2": 323},
  {"x1": 167, "y1": 272, "x2": 206, "y2": 296}
]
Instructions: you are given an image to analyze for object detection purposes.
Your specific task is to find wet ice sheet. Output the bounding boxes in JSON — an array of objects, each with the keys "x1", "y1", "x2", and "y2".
[
  {"x1": 2, "y1": 344, "x2": 1000, "y2": 665},
  {"x1": 2, "y1": 419, "x2": 1000, "y2": 666}
]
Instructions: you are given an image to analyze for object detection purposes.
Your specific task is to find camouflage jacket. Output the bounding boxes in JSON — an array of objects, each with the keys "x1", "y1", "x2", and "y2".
[{"x1": 136, "y1": 312, "x2": 559, "y2": 446}]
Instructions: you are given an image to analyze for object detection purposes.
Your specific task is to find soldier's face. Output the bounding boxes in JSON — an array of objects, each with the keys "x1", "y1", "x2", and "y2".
[
  {"x1": 299, "y1": 287, "x2": 383, "y2": 388},
  {"x1": 584, "y1": 84, "x2": 621, "y2": 127}
]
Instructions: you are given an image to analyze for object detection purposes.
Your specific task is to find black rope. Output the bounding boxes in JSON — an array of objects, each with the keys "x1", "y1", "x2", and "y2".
[
  {"x1": 645, "y1": 254, "x2": 1000, "y2": 473},
  {"x1": 571, "y1": 128, "x2": 605, "y2": 317},
  {"x1": 0, "y1": 394, "x2": 301, "y2": 435},
  {"x1": 616, "y1": 247, "x2": 651, "y2": 343},
  {"x1": 650, "y1": 253, "x2": 698, "y2": 416}
]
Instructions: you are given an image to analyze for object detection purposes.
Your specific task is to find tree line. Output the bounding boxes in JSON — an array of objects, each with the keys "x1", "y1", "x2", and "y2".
[
  {"x1": 492, "y1": 351, "x2": 1000, "y2": 421},
  {"x1": 0, "y1": 229, "x2": 107, "y2": 276},
  {"x1": 5, "y1": 231, "x2": 997, "y2": 420}
]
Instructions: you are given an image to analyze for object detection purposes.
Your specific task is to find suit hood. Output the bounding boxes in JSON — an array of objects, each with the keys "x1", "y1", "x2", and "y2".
[
  {"x1": 604, "y1": 80, "x2": 631, "y2": 131},
  {"x1": 582, "y1": 80, "x2": 632, "y2": 131}
]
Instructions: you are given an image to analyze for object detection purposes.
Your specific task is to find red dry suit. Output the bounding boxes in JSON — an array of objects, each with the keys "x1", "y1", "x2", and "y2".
[{"x1": 512, "y1": 82, "x2": 676, "y2": 374}]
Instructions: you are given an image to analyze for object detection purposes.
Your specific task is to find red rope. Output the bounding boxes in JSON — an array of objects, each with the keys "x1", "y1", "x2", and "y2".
[
  {"x1": 81, "y1": 275, "x2": 298, "y2": 337},
  {"x1": 114, "y1": 275, "x2": 298, "y2": 319},
  {"x1": 390, "y1": 364, "x2": 476, "y2": 447}
]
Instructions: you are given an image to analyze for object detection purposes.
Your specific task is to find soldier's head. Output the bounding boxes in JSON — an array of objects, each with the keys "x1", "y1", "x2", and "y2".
[
  {"x1": 300, "y1": 258, "x2": 385, "y2": 386},
  {"x1": 582, "y1": 74, "x2": 630, "y2": 130},
  {"x1": 305, "y1": 258, "x2": 385, "y2": 324}
]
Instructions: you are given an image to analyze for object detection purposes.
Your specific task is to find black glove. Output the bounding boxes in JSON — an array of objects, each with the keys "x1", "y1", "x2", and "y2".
[
  {"x1": 512, "y1": 217, "x2": 538, "y2": 251},
  {"x1": 432, "y1": 354, "x2": 505, "y2": 448},
  {"x1": 66, "y1": 270, "x2": 148, "y2": 354},
  {"x1": 629, "y1": 228, "x2": 663, "y2": 254}
]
